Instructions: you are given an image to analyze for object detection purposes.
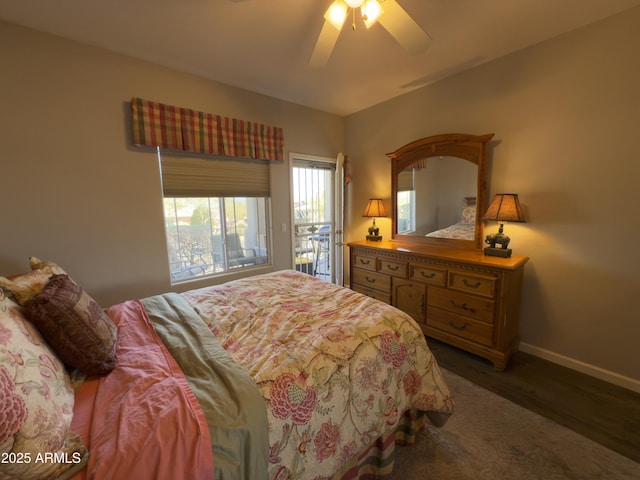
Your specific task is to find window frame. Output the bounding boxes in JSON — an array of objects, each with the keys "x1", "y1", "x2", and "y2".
[{"x1": 158, "y1": 148, "x2": 272, "y2": 283}]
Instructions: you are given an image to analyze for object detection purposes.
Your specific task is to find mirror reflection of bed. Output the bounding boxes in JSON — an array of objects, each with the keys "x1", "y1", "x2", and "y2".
[
  {"x1": 425, "y1": 196, "x2": 477, "y2": 240},
  {"x1": 390, "y1": 133, "x2": 494, "y2": 250},
  {"x1": 398, "y1": 156, "x2": 478, "y2": 238}
]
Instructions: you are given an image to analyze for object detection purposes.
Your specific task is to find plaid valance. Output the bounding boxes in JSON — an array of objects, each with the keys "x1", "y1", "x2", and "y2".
[{"x1": 131, "y1": 97, "x2": 285, "y2": 161}]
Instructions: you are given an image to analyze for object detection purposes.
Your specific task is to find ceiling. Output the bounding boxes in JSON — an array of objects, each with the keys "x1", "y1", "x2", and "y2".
[{"x1": 2, "y1": 0, "x2": 640, "y2": 116}]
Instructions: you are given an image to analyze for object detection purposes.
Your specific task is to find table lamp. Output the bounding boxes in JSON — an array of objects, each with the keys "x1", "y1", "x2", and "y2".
[
  {"x1": 482, "y1": 193, "x2": 526, "y2": 257},
  {"x1": 362, "y1": 198, "x2": 386, "y2": 241}
]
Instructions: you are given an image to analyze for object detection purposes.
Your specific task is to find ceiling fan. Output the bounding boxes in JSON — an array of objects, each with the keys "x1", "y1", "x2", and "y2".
[{"x1": 310, "y1": 0, "x2": 431, "y2": 68}]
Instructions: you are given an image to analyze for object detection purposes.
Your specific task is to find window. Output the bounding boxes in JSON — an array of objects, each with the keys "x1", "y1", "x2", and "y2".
[
  {"x1": 397, "y1": 190, "x2": 416, "y2": 234},
  {"x1": 164, "y1": 197, "x2": 269, "y2": 281},
  {"x1": 158, "y1": 149, "x2": 271, "y2": 282}
]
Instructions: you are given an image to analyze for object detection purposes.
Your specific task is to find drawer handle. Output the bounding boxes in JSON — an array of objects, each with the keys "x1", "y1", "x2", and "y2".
[
  {"x1": 365, "y1": 276, "x2": 377, "y2": 284},
  {"x1": 448, "y1": 321, "x2": 469, "y2": 331},
  {"x1": 462, "y1": 279, "x2": 482, "y2": 288},
  {"x1": 386, "y1": 264, "x2": 399, "y2": 271},
  {"x1": 449, "y1": 299, "x2": 474, "y2": 313},
  {"x1": 420, "y1": 271, "x2": 436, "y2": 279},
  {"x1": 359, "y1": 258, "x2": 371, "y2": 265}
]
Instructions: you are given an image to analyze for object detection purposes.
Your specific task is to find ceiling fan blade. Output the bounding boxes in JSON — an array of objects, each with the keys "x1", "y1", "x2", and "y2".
[
  {"x1": 309, "y1": 20, "x2": 341, "y2": 68},
  {"x1": 378, "y1": 0, "x2": 431, "y2": 54}
]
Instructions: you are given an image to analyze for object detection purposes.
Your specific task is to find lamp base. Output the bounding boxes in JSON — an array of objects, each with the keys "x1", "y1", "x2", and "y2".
[
  {"x1": 484, "y1": 247, "x2": 512, "y2": 258},
  {"x1": 366, "y1": 235, "x2": 383, "y2": 242}
]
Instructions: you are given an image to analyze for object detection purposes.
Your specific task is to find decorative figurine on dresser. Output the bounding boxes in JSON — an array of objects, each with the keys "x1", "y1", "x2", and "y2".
[{"x1": 349, "y1": 133, "x2": 529, "y2": 371}]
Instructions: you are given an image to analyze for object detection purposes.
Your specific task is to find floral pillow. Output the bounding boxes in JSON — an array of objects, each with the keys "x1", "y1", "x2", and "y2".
[
  {"x1": 23, "y1": 274, "x2": 117, "y2": 377},
  {"x1": 0, "y1": 269, "x2": 52, "y2": 306},
  {"x1": 29, "y1": 257, "x2": 67, "y2": 276},
  {"x1": 460, "y1": 204, "x2": 476, "y2": 225},
  {"x1": 0, "y1": 257, "x2": 67, "y2": 306},
  {"x1": 0, "y1": 289, "x2": 88, "y2": 480}
]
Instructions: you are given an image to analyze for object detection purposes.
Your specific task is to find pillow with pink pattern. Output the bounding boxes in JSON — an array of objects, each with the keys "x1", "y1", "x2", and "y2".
[
  {"x1": 460, "y1": 204, "x2": 476, "y2": 225},
  {"x1": 0, "y1": 289, "x2": 88, "y2": 480}
]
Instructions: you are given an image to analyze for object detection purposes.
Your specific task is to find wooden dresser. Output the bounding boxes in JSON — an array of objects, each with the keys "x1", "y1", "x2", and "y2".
[{"x1": 348, "y1": 240, "x2": 528, "y2": 370}]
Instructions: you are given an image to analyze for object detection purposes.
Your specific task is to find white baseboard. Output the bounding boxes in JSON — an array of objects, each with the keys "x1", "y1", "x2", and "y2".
[{"x1": 519, "y1": 342, "x2": 640, "y2": 394}]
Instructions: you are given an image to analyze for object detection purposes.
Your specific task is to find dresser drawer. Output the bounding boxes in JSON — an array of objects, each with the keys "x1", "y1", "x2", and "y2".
[
  {"x1": 352, "y1": 268, "x2": 391, "y2": 293},
  {"x1": 349, "y1": 241, "x2": 527, "y2": 371},
  {"x1": 352, "y1": 285, "x2": 391, "y2": 304},
  {"x1": 448, "y1": 270, "x2": 497, "y2": 298},
  {"x1": 411, "y1": 264, "x2": 446, "y2": 286},
  {"x1": 353, "y1": 254, "x2": 377, "y2": 271},
  {"x1": 427, "y1": 306, "x2": 494, "y2": 347},
  {"x1": 379, "y1": 259, "x2": 408, "y2": 278},
  {"x1": 428, "y1": 286, "x2": 495, "y2": 324}
]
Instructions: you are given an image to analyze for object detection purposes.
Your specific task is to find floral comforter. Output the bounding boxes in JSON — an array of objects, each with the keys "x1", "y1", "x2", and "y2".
[
  {"x1": 181, "y1": 270, "x2": 453, "y2": 480},
  {"x1": 426, "y1": 222, "x2": 475, "y2": 240}
]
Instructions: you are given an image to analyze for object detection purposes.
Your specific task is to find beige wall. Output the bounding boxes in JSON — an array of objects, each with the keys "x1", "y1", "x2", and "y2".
[
  {"x1": 344, "y1": 7, "x2": 640, "y2": 387},
  {"x1": 0, "y1": 21, "x2": 344, "y2": 305}
]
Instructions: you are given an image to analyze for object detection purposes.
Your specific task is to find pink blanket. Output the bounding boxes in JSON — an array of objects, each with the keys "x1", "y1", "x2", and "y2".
[{"x1": 70, "y1": 300, "x2": 214, "y2": 480}]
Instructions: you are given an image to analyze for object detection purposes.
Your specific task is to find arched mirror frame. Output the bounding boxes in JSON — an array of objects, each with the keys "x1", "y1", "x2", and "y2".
[{"x1": 388, "y1": 133, "x2": 494, "y2": 250}]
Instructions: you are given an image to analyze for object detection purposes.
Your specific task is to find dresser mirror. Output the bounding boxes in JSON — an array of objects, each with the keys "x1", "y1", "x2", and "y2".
[{"x1": 387, "y1": 133, "x2": 494, "y2": 249}]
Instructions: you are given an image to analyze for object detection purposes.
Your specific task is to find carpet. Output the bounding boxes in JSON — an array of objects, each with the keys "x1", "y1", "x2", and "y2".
[{"x1": 392, "y1": 369, "x2": 640, "y2": 479}]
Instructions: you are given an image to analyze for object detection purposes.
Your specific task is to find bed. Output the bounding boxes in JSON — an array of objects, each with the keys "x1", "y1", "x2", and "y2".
[
  {"x1": 0, "y1": 260, "x2": 454, "y2": 480},
  {"x1": 425, "y1": 197, "x2": 476, "y2": 240}
]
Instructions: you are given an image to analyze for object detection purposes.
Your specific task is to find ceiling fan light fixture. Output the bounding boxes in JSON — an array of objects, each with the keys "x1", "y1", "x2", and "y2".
[
  {"x1": 361, "y1": 0, "x2": 383, "y2": 28},
  {"x1": 325, "y1": 1, "x2": 349, "y2": 30},
  {"x1": 311, "y1": 0, "x2": 430, "y2": 68}
]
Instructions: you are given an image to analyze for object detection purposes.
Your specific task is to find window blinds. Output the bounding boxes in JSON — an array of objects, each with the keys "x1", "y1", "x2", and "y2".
[
  {"x1": 159, "y1": 152, "x2": 270, "y2": 198},
  {"x1": 397, "y1": 168, "x2": 415, "y2": 192}
]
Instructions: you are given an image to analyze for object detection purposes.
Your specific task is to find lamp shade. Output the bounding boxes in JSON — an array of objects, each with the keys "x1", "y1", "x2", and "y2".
[
  {"x1": 362, "y1": 198, "x2": 386, "y2": 217},
  {"x1": 483, "y1": 194, "x2": 526, "y2": 223}
]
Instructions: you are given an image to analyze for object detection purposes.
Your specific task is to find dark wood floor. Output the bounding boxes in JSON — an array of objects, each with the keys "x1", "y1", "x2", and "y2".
[{"x1": 426, "y1": 337, "x2": 640, "y2": 464}]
